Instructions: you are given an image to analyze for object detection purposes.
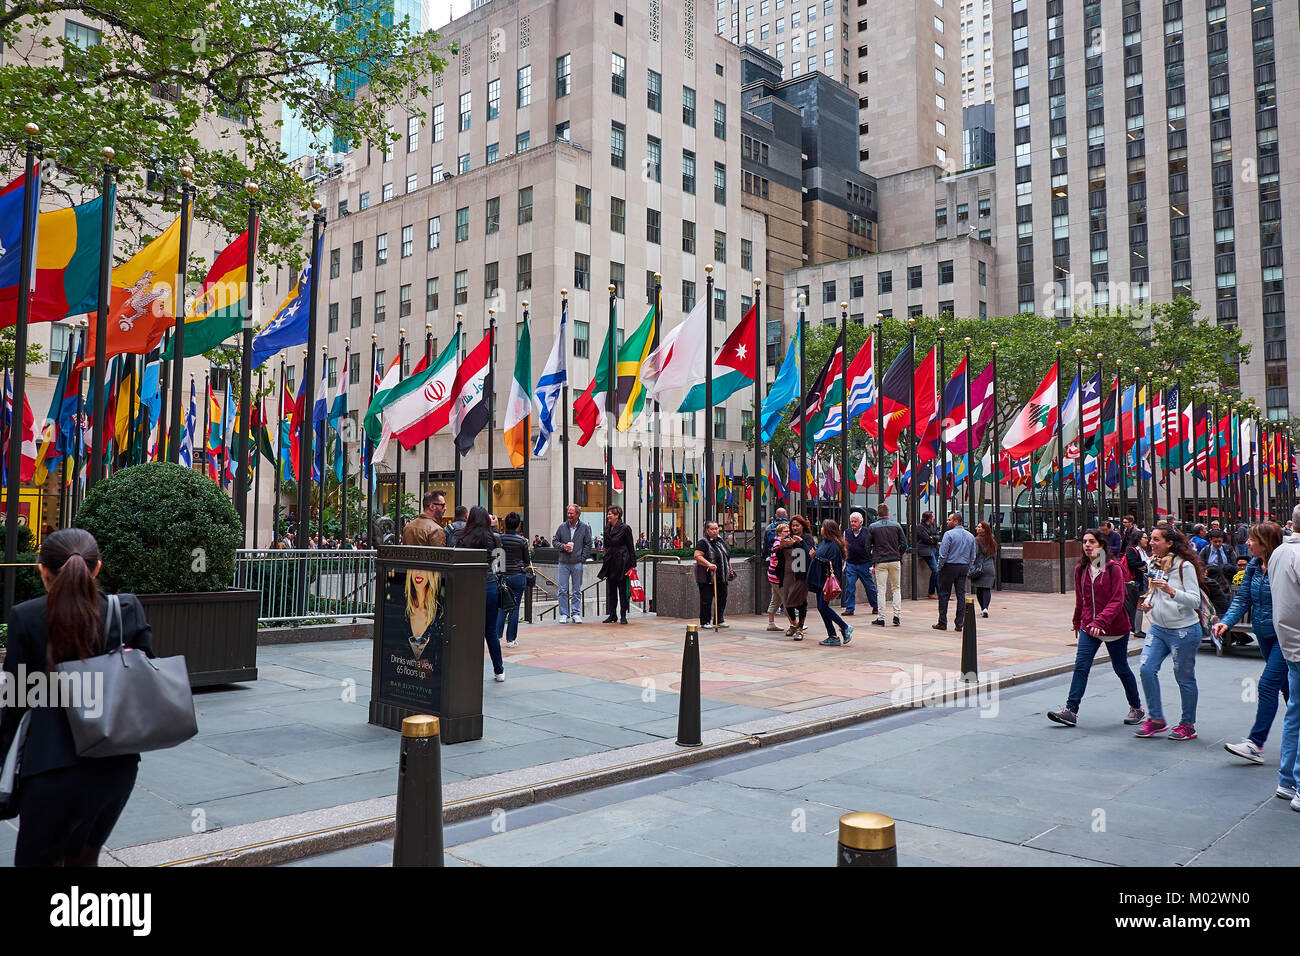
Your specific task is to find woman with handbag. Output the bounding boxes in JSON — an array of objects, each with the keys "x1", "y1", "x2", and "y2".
[
  {"x1": 780, "y1": 516, "x2": 815, "y2": 639},
  {"x1": 970, "y1": 522, "x2": 998, "y2": 618},
  {"x1": 494, "y1": 512, "x2": 532, "y2": 649},
  {"x1": 693, "y1": 520, "x2": 734, "y2": 628},
  {"x1": 0, "y1": 529, "x2": 153, "y2": 867},
  {"x1": 599, "y1": 506, "x2": 635, "y2": 624},
  {"x1": 807, "y1": 519, "x2": 852, "y2": 647},
  {"x1": 457, "y1": 506, "x2": 506, "y2": 683}
]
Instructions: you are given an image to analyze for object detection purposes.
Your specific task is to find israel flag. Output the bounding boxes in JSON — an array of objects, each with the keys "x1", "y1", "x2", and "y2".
[{"x1": 532, "y1": 299, "x2": 568, "y2": 457}]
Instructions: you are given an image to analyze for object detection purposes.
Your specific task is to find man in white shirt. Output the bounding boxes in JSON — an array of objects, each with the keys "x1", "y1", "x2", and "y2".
[{"x1": 1269, "y1": 503, "x2": 1300, "y2": 811}]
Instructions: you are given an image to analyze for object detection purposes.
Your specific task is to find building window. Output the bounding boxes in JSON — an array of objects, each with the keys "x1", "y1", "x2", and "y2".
[
  {"x1": 400, "y1": 284, "x2": 412, "y2": 317},
  {"x1": 575, "y1": 185, "x2": 592, "y2": 223},
  {"x1": 714, "y1": 230, "x2": 727, "y2": 262},
  {"x1": 352, "y1": 241, "x2": 364, "y2": 272},
  {"x1": 329, "y1": 248, "x2": 340, "y2": 279},
  {"x1": 382, "y1": 182, "x2": 393, "y2": 202},
  {"x1": 517, "y1": 254, "x2": 532, "y2": 291},
  {"x1": 64, "y1": 20, "x2": 100, "y2": 49},
  {"x1": 610, "y1": 261, "x2": 625, "y2": 298},
  {"x1": 683, "y1": 280, "x2": 696, "y2": 311},
  {"x1": 432, "y1": 103, "x2": 444, "y2": 142},
  {"x1": 645, "y1": 270, "x2": 657, "y2": 304},
  {"x1": 978, "y1": 261, "x2": 986, "y2": 286},
  {"x1": 431, "y1": 163, "x2": 443, "y2": 182},
  {"x1": 611, "y1": 121, "x2": 626, "y2": 168},
  {"x1": 714, "y1": 100, "x2": 727, "y2": 139},
  {"x1": 427, "y1": 216, "x2": 441, "y2": 250},
  {"x1": 555, "y1": 121, "x2": 570, "y2": 142},
  {"x1": 878, "y1": 270, "x2": 892, "y2": 294},
  {"x1": 610, "y1": 196, "x2": 626, "y2": 234},
  {"x1": 350, "y1": 355, "x2": 362, "y2": 384},
  {"x1": 823, "y1": 280, "x2": 836, "y2": 303},
  {"x1": 406, "y1": 115, "x2": 420, "y2": 151},
  {"x1": 455, "y1": 270, "x2": 468, "y2": 305},
  {"x1": 714, "y1": 162, "x2": 726, "y2": 204},
  {"x1": 426, "y1": 277, "x2": 439, "y2": 311},
  {"x1": 455, "y1": 207, "x2": 469, "y2": 242},
  {"x1": 850, "y1": 275, "x2": 864, "y2": 298},
  {"x1": 647, "y1": 208, "x2": 661, "y2": 244},
  {"x1": 487, "y1": 78, "x2": 500, "y2": 120},
  {"x1": 401, "y1": 224, "x2": 413, "y2": 257},
  {"x1": 405, "y1": 173, "x2": 418, "y2": 193},
  {"x1": 374, "y1": 291, "x2": 387, "y2": 324},
  {"x1": 351, "y1": 297, "x2": 363, "y2": 328},
  {"x1": 484, "y1": 261, "x2": 499, "y2": 298},
  {"x1": 458, "y1": 90, "x2": 471, "y2": 131},
  {"x1": 935, "y1": 206, "x2": 948, "y2": 228},
  {"x1": 359, "y1": 191, "x2": 370, "y2": 211},
  {"x1": 648, "y1": 70, "x2": 662, "y2": 112},
  {"x1": 647, "y1": 136, "x2": 662, "y2": 182},
  {"x1": 457, "y1": 152, "x2": 470, "y2": 173},
  {"x1": 485, "y1": 196, "x2": 500, "y2": 234},
  {"x1": 683, "y1": 86, "x2": 696, "y2": 126},
  {"x1": 376, "y1": 233, "x2": 388, "y2": 265},
  {"x1": 516, "y1": 65, "x2": 532, "y2": 107},
  {"x1": 574, "y1": 320, "x2": 590, "y2": 358},
  {"x1": 713, "y1": 285, "x2": 727, "y2": 317},
  {"x1": 908, "y1": 304, "x2": 923, "y2": 318},
  {"x1": 574, "y1": 252, "x2": 590, "y2": 290},
  {"x1": 486, "y1": 142, "x2": 499, "y2": 164},
  {"x1": 741, "y1": 238, "x2": 753, "y2": 271},
  {"x1": 713, "y1": 407, "x2": 726, "y2": 439},
  {"x1": 938, "y1": 259, "x2": 953, "y2": 284},
  {"x1": 683, "y1": 220, "x2": 696, "y2": 254},
  {"x1": 907, "y1": 265, "x2": 922, "y2": 290},
  {"x1": 326, "y1": 305, "x2": 338, "y2": 334},
  {"x1": 682, "y1": 150, "x2": 697, "y2": 194},
  {"x1": 611, "y1": 52, "x2": 627, "y2": 96},
  {"x1": 556, "y1": 53, "x2": 571, "y2": 97},
  {"x1": 327, "y1": 357, "x2": 337, "y2": 389},
  {"x1": 518, "y1": 187, "x2": 533, "y2": 224},
  {"x1": 516, "y1": 130, "x2": 531, "y2": 151}
]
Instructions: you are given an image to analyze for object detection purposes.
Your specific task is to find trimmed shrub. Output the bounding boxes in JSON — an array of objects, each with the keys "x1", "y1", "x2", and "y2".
[{"x1": 75, "y1": 461, "x2": 242, "y2": 594}]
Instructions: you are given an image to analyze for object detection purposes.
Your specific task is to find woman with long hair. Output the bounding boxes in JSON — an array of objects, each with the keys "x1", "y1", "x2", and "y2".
[
  {"x1": 495, "y1": 512, "x2": 531, "y2": 648},
  {"x1": 403, "y1": 569, "x2": 440, "y2": 660},
  {"x1": 780, "y1": 515, "x2": 815, "y2": 639},
  {"x1": 0, "y1": 529, "x2": 153, "y2": 866},
  {"x1": 765, "y1": 522, "x2": 790, "y2": 631},
  {"x1": 970, "y1": 521, "x2": 997, "y2": 618},
  {"x1": 456, "y1": 505, "x2": 506, "y2": 683},
  {"x1": 1047, "y1": 530, "x2": 1143, "y2": 727},
  {"x1": 1216, "y1": 522, "x2": 1287, "y2": 764},
  {"x1": 599, "y1": 505, "x2": 635, "y2": 624},
  {"x1": 1122, "y1": 529, "x2": 1150, "y2": 639},
  {"x1": 808, "y1": 519, "x2": 852, "y2": 646},
  {"x1": 1134, "y1": 522, "x2": 1207, "y2": 740}
]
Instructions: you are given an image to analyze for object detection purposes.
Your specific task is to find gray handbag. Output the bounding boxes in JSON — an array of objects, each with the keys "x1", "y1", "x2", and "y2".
[
  {"x1": 0, "y1": 711, "x2": 32, "y2": 819},
  {"x1": 54, "y1": 594, "x2": 198, "y2": 758}
]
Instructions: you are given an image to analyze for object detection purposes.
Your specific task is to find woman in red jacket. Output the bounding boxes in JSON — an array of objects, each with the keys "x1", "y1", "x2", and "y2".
[{"x1": 1047, "y1": 530, "x2": 1145, "y2": 727}]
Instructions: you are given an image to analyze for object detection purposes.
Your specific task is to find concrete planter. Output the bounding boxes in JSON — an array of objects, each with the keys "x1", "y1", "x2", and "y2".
[
  {"x1": 654, "y1": 557, "x2": 758, "y2": 620},
  {"x1": 137, "y1": 589, "x2": 260, "y2": 686},
  {"x1": 1002, "y1": 540, "x2": 1081, "y2": 592}
]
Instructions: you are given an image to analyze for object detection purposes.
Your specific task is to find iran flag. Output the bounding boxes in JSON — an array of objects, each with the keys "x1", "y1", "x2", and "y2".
[
  {"x1": 1001, "y1": 362, "x2": 1058, "y2": 459},
  {"x1": 362, "y1": 343, "x2": 444, "y2": 456}
]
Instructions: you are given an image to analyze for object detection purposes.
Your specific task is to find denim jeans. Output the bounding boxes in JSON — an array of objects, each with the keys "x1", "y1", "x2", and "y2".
[
  {"x1": 1249, "y1": 633, "x2": 1291, "y2": 747},
  {"x1": 483, "y1": 577, "x2": 503, "y2": 675},
  {"x1": 843, "y1": 561, "x2": 877, "y2": 613},
  {"x1": 1139, "y1": 623, "x2": 1201, "y2": 725},
  {"x1": 1067, "y1": 632, "x2": 1141, "y2": 713},
  {"x1": 495, "y1": 572, "x2": 527, "y2": 645},
  {"x1": 923, "y1": 554, "x2": 939, "y2": 596},
  {"x1": 1278, "y1": 661, "x2": 1300, "y2": 792},
  {"x1": 816, "y1": 589, "x2": 848, "y2": 638},
  {"x1": 556, "y1": 562, "x2": 583, "y2": 618},
  {"x1": 975, "y1": 587, "x2": 992, "y2": 611}
]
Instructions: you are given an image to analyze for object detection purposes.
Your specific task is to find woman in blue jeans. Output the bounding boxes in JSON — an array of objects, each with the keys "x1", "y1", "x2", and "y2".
[
  {"x1": 807, "y1": 519, "x2": 852, "y2": 647},
  {"x1": 494, "y1": 512, "x2": 532, "y2": 648},
  {"x1": 457, "y1": 506, "x2": 505, "y2": 682},
  {"x1": 1214, "y1": 521, "x2": 1288, "y2": 764},
  {"x1": 1134, "y1": 523, "x2": 1206, "y2": 741}
]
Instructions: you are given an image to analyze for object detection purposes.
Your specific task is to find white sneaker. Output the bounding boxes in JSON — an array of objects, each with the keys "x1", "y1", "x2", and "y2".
[
  {"x1": 494, "y1": 673, "x2": 506, "y2": 683},
  {"x1": 505, "y1": 640, "x2": 519, "y2": 648},
  {"x1": 558, "y1": 615, "x2": 569, "y2": 624},
  {"x1": 1276, "y1": 785, "x2": 1297, "y2": 799},
  {"x1": 1225, "y1": 740, "x2": 1264, "y2": 765},
  {"x1": 571, "y1": 615, "x2": 582, "y2": 624},
  {"x1": 1292, "y1": 795, "x2": 1300, "y2": 813}
]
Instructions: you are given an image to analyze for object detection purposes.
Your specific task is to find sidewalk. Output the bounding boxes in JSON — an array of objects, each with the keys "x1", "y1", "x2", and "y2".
[{"x1": 2, "y1": 590, "x2": 1101, "y2": 865}]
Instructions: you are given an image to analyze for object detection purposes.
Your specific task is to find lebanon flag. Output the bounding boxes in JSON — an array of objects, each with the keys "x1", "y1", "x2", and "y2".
[
  {"x1": 451, "y1": 331, "x2": 492, "y2": 454},
  {"x1": 1001, "y1": 362, "x2": 1059, "y2": 459}
]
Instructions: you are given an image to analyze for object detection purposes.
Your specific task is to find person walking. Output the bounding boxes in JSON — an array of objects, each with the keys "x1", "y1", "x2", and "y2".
[
  {"x1": 1101, "y1": 520, "x2": 1122, "y2": 556},
  {"x1": 914, "y1": 512, "x2": 942, "y2": 600},
  {"x1": 401, "y1": 490, "x2": 448, "y2": 546},
  {"x1": 780, "y1": 515, "x2": 815, "y2": 639},
  {"x1": 765, "y1": 521, "x2": 790, "y2": 631},
  {"x1": 970, "y1": 521, "x2": 997, "y2": 618},
  {"x1": 495, "y1": 512, "x2": 532, "y2": 649},
  {"x1": 868, "y1": 503, "x2": 906, "y2": 627},
  {"x1": 694, "y1": 520, "x2": 734, "y2": 629},
  {"x1": 1122, "y1": 529, "x2": 1149, "y2": 640},
  {"x1": 1268, "y1": 504, "x2": 1300, "y2": 810},
  {"x1": 1215, "y1": 522, "x2": 1287, "y2": 765},
  {"x1": 598, "y1": 505, "x2": 635, "y2": 624},
  {"x1": 456, "y1": 506, "x2": 505, "y2": 683},
  {"x1": 808, "y1": 519, "x2": 852, "y2": 646},
  {"x1": 933, "y1": 512, "x2": 976, "y2": 631},
  {"x1": 843, "y1": 511, "x2": 878, "y2": 618},
  {"x1": 552, "y1": 504, "x2": 592, "y2": 623},
  {"x1": 1047, "y1": 530, "x2": 1144, "y2": 727},
  {"x1": 1134, "y1": 522, "x2": 1207, "y2": 740},
  {"x1": 0, "y1": 529, "x2": 154, "y2": 866}
]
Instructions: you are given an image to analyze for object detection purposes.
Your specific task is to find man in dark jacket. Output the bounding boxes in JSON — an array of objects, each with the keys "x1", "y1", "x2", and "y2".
[
  {"x1": 553, "y1": 504, "x2": 593, "y2": 623},
  {"x1": 844, "y1": 511, "x2": 878, "y2": 616},
  {"x1": 914, "y1": 512, "x2": 942, "y2": 599},
  {"x1": 868, "y1": 503, "x2": 906, "y2": 627}
]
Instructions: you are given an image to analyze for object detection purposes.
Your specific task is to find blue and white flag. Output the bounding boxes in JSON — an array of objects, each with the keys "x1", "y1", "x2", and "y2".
[
  {"x1": 760, "y1": 322, "x2": 802, "y2": 445},
  {"x1": 179, "y1": 379, "x2": 196, "y2": 467},
  {"x1": 251, "y1": 232, "x2": 322, "y2": 368},
  {"x1": 532, "y1": 299, "x2": 568, "y2": 457}
]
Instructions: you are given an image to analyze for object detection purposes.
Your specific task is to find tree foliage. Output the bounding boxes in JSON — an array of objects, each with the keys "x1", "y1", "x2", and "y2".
[{"x1": 0, "y1": 0, "x2": 446, "y2": 271}]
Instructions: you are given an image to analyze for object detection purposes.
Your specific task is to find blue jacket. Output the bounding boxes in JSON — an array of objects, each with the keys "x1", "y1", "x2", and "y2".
[
  {"x1": 806, "y1": 539, "x2": 846, "y2": 591},
  {"x1": 1220, "y1": 558, "x2": 1275, "y2": 639}
]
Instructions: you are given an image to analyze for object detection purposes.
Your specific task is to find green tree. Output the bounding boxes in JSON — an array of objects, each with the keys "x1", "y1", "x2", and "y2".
[
  {"x1": 0, "y1": 326, "x2": 46, "y2": 369},
  {"x1": 1, "y1": 0, "x2": 446, "y2": 270}
]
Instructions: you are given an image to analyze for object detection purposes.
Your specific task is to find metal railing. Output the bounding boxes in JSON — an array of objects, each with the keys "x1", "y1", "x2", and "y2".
[{"x1": 234, "y1": 549, "x2": 377, "y2": 625}]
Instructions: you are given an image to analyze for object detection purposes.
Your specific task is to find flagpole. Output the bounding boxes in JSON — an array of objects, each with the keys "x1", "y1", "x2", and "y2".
[
  {"x1": 1115, "y1": 359, "x2": 1126, "y2": 526},
  {"x1": 1190, "y1": 386, "x2": 1200, "y2": 525},
  {"x1": 1132, "y1": 366, "x2": 1145, "y2": 527},
  {"x1": 1055, "y1": 342, "x2": 1065, "y2": 593},
  {"x1": 316, "y1": 345, "x2": 327, "y2": 541},
  {"x1": 605, "y1": 287, "x2": 615, "y2": 516},
  {"x1": 422, "y1": 323, "x2": 432, "y2": 504},
  {"x1": 964, "y1": 337, "x2": 974, "y2": 530},
  {"x1": 652, "y1": 275, "x2": 662, "y2": 571},
  {"x1": 125, "y1": 354, "x2": 137, "y2": 471},
  {"x1": 991, "y1": 340, "x2": 1001, "y2": 590},
  {"x1": 165, "y1": 168, "x2": 194, "y2": 464},
  {"x1": 875, "y1": 314, "x2": 885, "y2": 518},
  {"x1": 704, "y1": 266, "x2": 715, "y2": 524},
  {"x1": 839, "y1": 301, "x2": 849, "y2": 534},
  {"x1": 935, "y1": 326, "x2": 946, "y2": 527},
  {"x1": 365, "y1": 337, "x2": 375, "y2": 545},
  {"x1": 158, "y1": 329, "x2": 170, "y2": 462},
  {"x1": 487, "y1": 308, "x2": 498, "y2": 516},
  {"x1": 1095, "y1": 353, "x2": 1106, "y2": 529},
  {"x1": 253, "y1": 365, "x2": 263, "y2": 548},
  {"x1": 797, "y1": 292, "x2": 807, "y2": 517},
  {"x1": 907, "y1": 317, "x2": 918, "y2": 602},
  {"x1": 453, "y1": 314, "x2": 463, "y2": 510},
  {"x1": 559, "y1": 292, "x2": 570, "y2": 509},
  {"x1": 296, "y1": 200, "x2": 324, "y2": 550},
  {"x1": 203, "y1": 369, "x2": 211, "y2": 481},
  {"x1": 1147, "y1": 371, "x2": 1159, "y2": 522},
  {"x1": 88, "y1": 145, "x2": 115, "y2": 488},
  {"x1": 521, "y1": 301, "x2": 531, "y2": 544},
  {"x1": 393, "y1": 332, "x2": 404, "y2": 534},
  {"x1": 234, "y1": 183, "x2": 259, "y2": 533},
  {"x1": 340, "y1": 339, "x2": 349, "y2": 543},
  {"x1": 278, "y1": 360, "x2": 286, "y2": 541},
  {"x1": 753, "y1": 277, "x2": 764, "y2": 614},
  {"x1": 72, "y1": 321, "x2": 87, "y2": 520},
  {"x1": 1075, "y1": 349, "x2": 1085, "y2": 529}
]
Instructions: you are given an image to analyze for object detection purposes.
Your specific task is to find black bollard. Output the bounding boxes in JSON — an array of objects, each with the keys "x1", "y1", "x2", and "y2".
[
  {"x1": 676, "y1": 624, "x2": 703, "y2": 747},
  {"x1": 960, "y1": 594, "x2": 978, "y2": 681},
  {"x1": 837, "y1": 811, "x2": 898, "y2": 867},
  {"x1": 393, "y1": 714, "x2": 444, "y2": 867}
]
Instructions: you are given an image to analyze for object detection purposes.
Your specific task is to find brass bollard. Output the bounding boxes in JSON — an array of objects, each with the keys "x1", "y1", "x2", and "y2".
[
  {"x1": 837, "y1": 811, "x2": 897, "y2": 867},
  {"x1": 676, "y1": 624, "x2": 703, "y2": 747},
  {"x1": 961, "y1": 594, "x2": 978, "y2": 681},
  {"x1": 393, "y1": 714, "x2": 444, "y2": 867}
]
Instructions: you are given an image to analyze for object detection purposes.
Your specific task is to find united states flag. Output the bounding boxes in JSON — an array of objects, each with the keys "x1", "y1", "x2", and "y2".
[{"x1": 1079, "y1": 371, "x2": 1103, "y2": 440}]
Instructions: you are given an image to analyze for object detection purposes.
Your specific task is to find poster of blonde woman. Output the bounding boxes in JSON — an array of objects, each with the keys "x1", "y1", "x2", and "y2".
[{"x1": 375, "y1": 565, "x2": 445, "y2": 712}]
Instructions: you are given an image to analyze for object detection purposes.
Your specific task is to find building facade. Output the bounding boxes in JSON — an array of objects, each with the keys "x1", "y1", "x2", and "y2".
[{"x1": 958, "y1": 0, "x2": 996, "y2": 106}]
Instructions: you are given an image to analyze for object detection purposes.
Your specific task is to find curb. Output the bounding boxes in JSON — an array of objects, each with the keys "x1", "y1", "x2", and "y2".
[{"x1": 109, "y1": 649, "x2": 1103, "y2": 867}]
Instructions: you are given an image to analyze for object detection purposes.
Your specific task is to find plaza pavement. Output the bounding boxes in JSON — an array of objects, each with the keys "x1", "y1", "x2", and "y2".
[{"x1": 1, "y1": 589, "x2": 1223, "y2": 866}]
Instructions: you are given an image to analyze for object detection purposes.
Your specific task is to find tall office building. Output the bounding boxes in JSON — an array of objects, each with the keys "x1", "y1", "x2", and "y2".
[
  {"x1": 992, "y1": 0, "x2": 1300, "y2": 420},
  {"x1": 957, "y1": 0, "x2": 995, "y2": 106}
]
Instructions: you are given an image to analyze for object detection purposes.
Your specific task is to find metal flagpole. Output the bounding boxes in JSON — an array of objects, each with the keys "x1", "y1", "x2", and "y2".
[
  {"x1": 296, "y1": 201, "x2": 325, "y2": 549},
  {"x1": 652, "y1": 277, "x2": 662, "y2": 559},
  {"x1": 521, "y1": 300, "x2": 531, "y2": 540},
  {"x1": 71, "y1": 321, "x2": 87, "y2": 520},
  {"x1": 705, "y1": 267, "x2": 716, "y2": 523},
  {"x1": 753, "y1": 277, "x2": 764, "y2": 614},
  {"x1": 797, "y1": 292, "x2": 807, "y2": 516},
  {"x1": 318, "y1": 344, "x2": 328, "y2": 542},
  {"x1": 1147, "y1": 370, "x2": 1158, "y2": 523},
  {"x1": 560, "y1": 291, "x2": 570, "y2": 509},
  {"x1": 487, "y1": 309, "x2": 497, "y2": 516},
  {"x1": 964, "y1": 336, "x2": 974, "y2": 531},
  {"x1": 1096, "y1": 353, "x2": 1106, "y2": 527},
  {"x1": 394, "y1": 332, "x2": 404, "y2": 532},
  {"x1": 453, "y1": 314, "x2": 463, "y2": 510},
  {"x1": 907, "y1": 317, "x2": 918, "y2": 601},
  {"x1": 89, "y1": 146, "x2": 117, "y2": 486},
  {"x1": 277, "y1": 360, "x2": 285, "y2": 541},
  {"x1": 366, "y1": 336, "x2": 376, "y2": 544},
  {"x1": 605, "y1": 288, "x2": 616, "y2": 515},
  {"x1": 1116, "y1": 359, "x2": 1126, "y2": 526},
  {"x1": 839, "y1": 301, "x2": 849, "y2": 531},
  {"x1": 234, "y1": 183, "x2": 259, "y2": 531},
  {"x1": 991, "y1": 340, "x2": 1001, "y2": 589},
  {"x1": 1132, "y1": 366, "x2": 1144, "y2": 527},
  {"x1": 167, "y1": 167, "x2": 194, "y2": 464},
  {"x1": 204, "y1": 368, "x2": 212, "y2": 480},
  {"x1": 158, "y1": 329, "x2": 170, "y2": 462},
  {"x1": 340, "y1": 339, "x2": 349, "y2": 543},
  {"x1": 1055, "y1": 342, "x2": 1065, "y2": 593},
  {"x1": 253, "y1": 366, "x2": 263, "y2": 548},
  {"x1": 1075, "y1": 349, "x2": 1085, "y2": 530},
  {"x1": 937, "y1": 326, "x2": 947, "y2": 527},
  {"x1": 877, "y1": 315, "x2": 886, "y2": 518},
  {"x1": 423, "y1": 324, "x2": 432, "y2": 502},
  {"x1": 1191, "y1": 388, "x2": 1200, "y2": 527}
]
